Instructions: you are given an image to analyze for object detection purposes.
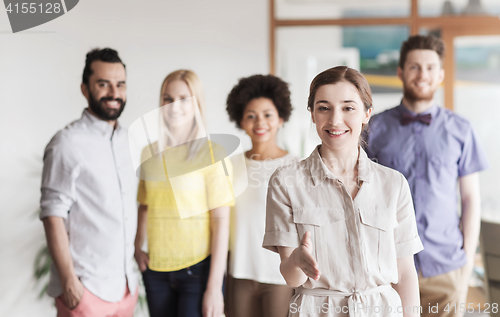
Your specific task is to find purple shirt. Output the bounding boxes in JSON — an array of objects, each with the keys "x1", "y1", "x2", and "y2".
[{"x1": 366, "y1": 103, "x2": 489, "y2": 277}]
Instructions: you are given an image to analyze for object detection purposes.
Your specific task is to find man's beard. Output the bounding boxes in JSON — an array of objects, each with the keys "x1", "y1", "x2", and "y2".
[
  {"x1": 88, "y1": 90, "x2": 126, "y2": 121},
  {"x1": 403, "y1": 82, "x2": 435, "y2": 103}
]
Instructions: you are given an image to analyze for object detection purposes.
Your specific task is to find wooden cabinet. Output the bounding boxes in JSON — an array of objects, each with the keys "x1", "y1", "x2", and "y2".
[{"x1": 481, "y1": 220, "x2": 500, "y2": 316}]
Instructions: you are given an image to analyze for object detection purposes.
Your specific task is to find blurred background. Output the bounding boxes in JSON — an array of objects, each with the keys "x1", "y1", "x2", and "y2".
[{"x1": 1, "y1": 0, "x2": 500, "y2": 315}]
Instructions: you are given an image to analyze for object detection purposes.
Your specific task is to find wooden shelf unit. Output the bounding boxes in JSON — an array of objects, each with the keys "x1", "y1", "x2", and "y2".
[{"x1": 269, "y1": 0, "x2": 500, "y2": 110}]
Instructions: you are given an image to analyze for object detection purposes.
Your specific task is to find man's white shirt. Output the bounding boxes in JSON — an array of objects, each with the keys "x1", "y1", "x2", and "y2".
[{"x1": 40, "y1": 109, "x2": 138, "y2": 302}]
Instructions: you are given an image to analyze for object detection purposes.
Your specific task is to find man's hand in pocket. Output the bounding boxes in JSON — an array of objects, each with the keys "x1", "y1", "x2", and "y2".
[{"x1": 62, "y1": 276, "x2": 84, "y2": 310}]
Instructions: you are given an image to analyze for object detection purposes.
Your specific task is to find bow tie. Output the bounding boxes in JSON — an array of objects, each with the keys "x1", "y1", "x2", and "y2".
[{"x1": 401, "y1": 112, "x2": 432, "y2": 126}]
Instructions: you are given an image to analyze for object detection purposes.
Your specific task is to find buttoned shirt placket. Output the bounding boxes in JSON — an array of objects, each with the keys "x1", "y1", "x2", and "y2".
[
  {"x1": 109, "y1": 127, "x2": 130, "y2": 288},
  {"x1": 317, "y1": 150, "x2": 370, "y2": 292},
  {"x1": 336, "y1": 178, "x2": 366, "y2": 291},
  {"x1": 400, "y1": 108, "x2": 430, "y2": 274},
  {"x1": 412, "y1": 118, "x2": 425, "y2": 216},
  {"x1": 312, "y1": 167, "x2": 375, "y2": 316}
]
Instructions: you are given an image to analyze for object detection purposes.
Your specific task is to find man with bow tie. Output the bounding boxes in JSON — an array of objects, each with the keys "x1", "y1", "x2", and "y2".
[{"x1": 366, "y1": 35, "x2": 489, "y2": 317}]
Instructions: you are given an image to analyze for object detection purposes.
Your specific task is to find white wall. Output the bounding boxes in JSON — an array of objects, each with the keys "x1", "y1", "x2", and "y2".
[
  {"x1": 276, "y1": 26, "x2": 355, "y2": 157},
  {"x1": 0, "y1": 0, "x2": 267, "y2": 315}
]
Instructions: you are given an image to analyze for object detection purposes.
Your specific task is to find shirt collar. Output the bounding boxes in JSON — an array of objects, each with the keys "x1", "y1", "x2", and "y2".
[
  {"x1": 397, "y1": 100, "x2": 439, "y2": 118},
  {"x1": 357, "y1": 147, "x2": 371, "y2": 184},
  {"x1": 308, "y1": 145, "x2": 371, "y2": 186},
  {"x1": 81, "y1": 108, "x2": 121, "y2": 138}
]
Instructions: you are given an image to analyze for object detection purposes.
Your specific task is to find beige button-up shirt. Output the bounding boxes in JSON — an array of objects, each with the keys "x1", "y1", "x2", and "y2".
[{"x1": 263, "y1": 146, "x2": 423, "y2": 316}]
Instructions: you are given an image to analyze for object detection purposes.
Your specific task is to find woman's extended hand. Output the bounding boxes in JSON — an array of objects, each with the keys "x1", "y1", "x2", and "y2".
[
  {"x1": 134, "y1": 249, "x2": 149, "y2": 273},
  {"x1": 292, "y1": 231, "x2": 321, "y2": 281},
  {"x1": 202, "y1": 286, "x2": 224, "y2": 317}
]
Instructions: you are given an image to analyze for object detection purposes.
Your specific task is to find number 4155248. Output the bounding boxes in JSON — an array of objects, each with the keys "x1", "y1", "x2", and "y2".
[{"x1": 6, "y1": 3, "x2": 62, "y2": 14}]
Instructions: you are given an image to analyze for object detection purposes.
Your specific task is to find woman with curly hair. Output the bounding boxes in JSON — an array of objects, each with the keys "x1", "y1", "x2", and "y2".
[{"x1": 225, "y1": 74, "x2": 298, "y2": 317}]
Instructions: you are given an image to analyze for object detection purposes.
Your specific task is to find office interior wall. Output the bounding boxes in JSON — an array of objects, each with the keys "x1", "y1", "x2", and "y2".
[{"x1": 0, "y1": 0, "x2": 267, "y2": 315}]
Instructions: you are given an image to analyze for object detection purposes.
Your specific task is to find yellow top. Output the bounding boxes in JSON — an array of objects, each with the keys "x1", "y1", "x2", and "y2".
[{"x1": 137, "y1": 140, "x2": 234, "y2": 271}]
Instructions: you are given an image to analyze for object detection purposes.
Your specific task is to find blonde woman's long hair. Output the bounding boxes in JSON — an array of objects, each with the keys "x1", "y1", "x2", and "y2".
[{"x1": 158, "y1": 70, "x2": 207, "y2": 159}]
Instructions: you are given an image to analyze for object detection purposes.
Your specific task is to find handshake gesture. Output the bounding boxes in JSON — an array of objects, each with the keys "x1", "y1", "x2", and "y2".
[{"x1": 292, "y1": 231, "x2": 321, "y2": 281}]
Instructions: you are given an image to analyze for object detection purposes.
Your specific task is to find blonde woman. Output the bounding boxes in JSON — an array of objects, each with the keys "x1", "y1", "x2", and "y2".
[{"x1": 134, "y1": 70, "x2": 232, "y2": 317}]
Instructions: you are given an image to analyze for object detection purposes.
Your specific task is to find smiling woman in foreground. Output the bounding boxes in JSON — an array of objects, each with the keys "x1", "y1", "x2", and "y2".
[{"x1": 263, "y1": 66, "x2": 423, "y2": 317}]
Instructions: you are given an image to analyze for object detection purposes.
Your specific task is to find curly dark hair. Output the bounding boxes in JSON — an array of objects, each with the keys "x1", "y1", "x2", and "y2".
[
  {"x1": 82, "y1": 48, "x2": 125, "y2": 86},
  {"x1": 226, "y1": 74, "x2": 292, "y2": 129}
]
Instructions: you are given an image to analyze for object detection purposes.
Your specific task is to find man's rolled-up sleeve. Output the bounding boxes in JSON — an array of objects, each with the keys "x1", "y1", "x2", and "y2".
[{"x1": 40, "y1": 133, "x2": 79, "y2": 220}]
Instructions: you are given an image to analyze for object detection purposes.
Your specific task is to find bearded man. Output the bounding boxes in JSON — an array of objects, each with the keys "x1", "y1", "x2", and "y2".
[
  {"x1": 366, "y1": 35, "x2": 488, "y2": 317},
  {"x1": 40, "y1": 48, "x2": 138, "y2": 317}
]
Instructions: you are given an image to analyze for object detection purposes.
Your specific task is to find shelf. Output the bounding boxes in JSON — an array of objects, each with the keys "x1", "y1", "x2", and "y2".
[{"x1": 270, "y1": 0, "x2": 500, "y2": 110}]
